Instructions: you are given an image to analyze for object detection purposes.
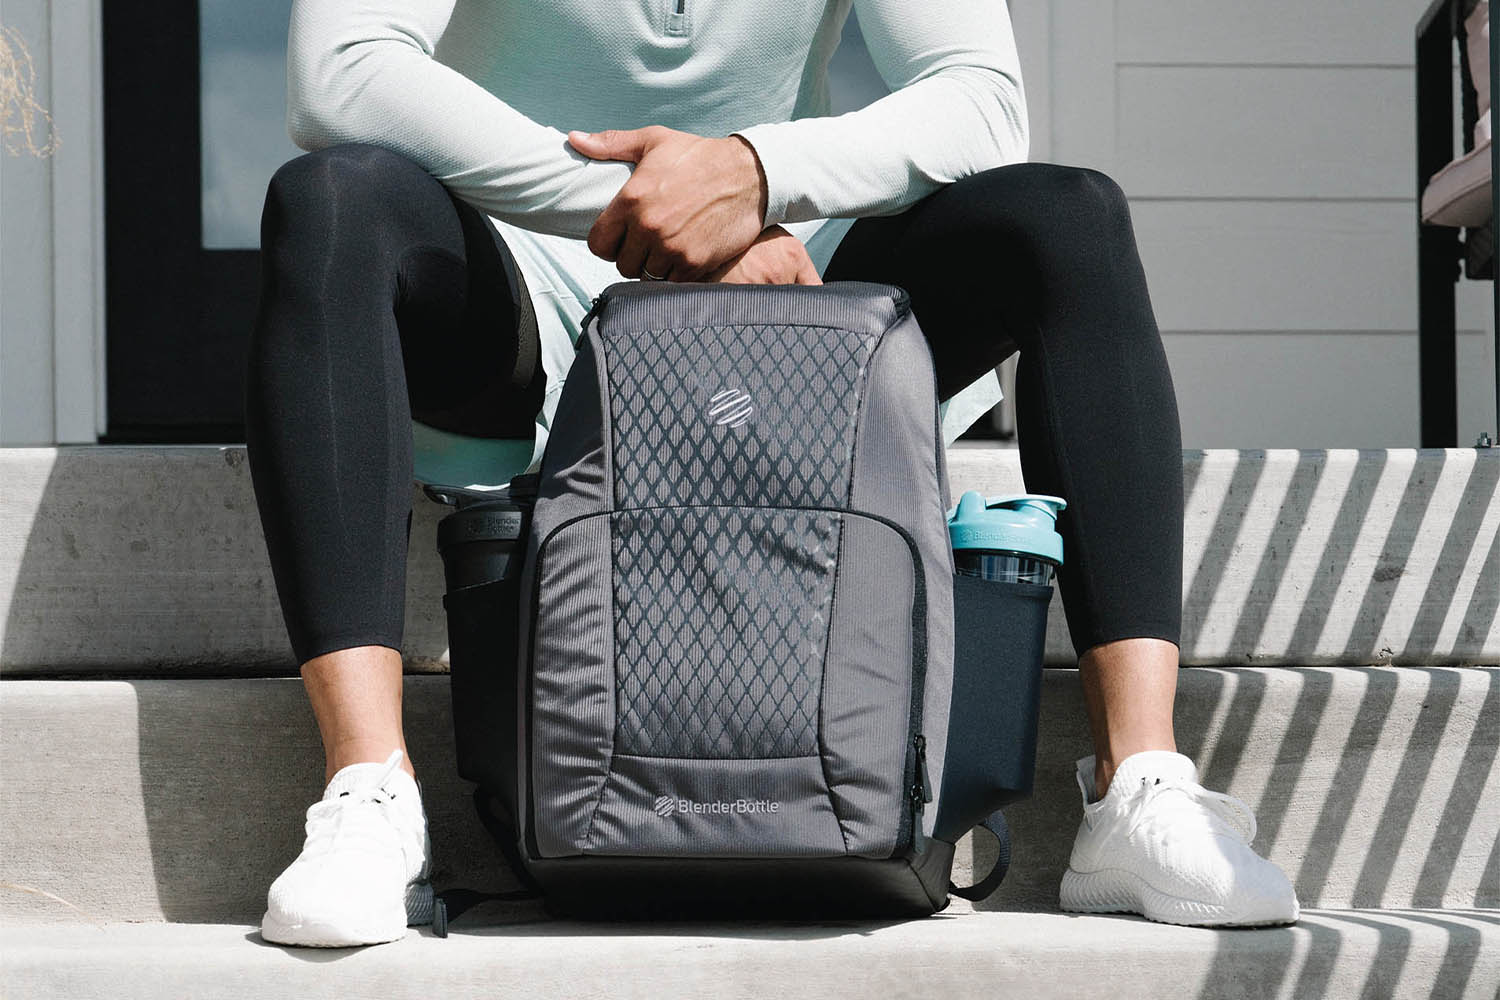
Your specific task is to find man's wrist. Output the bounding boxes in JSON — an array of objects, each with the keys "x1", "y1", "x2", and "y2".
[{"x1": 729, "y1": 133, "x2": 770, "y2": 228}]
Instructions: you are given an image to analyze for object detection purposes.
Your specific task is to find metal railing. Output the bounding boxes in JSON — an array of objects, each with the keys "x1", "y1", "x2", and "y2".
[{"x1": 1417, "y1": 0, "x2": 1500, "y2": 447}]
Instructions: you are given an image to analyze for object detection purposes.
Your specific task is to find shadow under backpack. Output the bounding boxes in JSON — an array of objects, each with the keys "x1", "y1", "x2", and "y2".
[{"x1": 432, "y1": 279, "x2": 1053, "y2": 924}]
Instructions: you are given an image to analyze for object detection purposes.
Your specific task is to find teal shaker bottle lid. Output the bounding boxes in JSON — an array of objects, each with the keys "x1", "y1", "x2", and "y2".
[{"x1": 946, "y1": 491, "x2": 1068, "y2": 566}]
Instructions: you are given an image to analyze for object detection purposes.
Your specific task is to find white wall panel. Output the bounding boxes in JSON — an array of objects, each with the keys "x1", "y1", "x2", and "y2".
[
  {"x1": 1116, "y1": 0, "x2": 1437, "y2": 67},
  {"x1": 1163, "y1": 330, "x2": 1494, "y2": 448},
  {"x1": 1008, "y1": 0, "x2": 1053, "y2": 160},
  {"x1": 0, "y1": 0, "x2": 103, "y2": 445},
  {"x1": 1040, "y1": 0, "x2": 1497, "y2": 442},
  {"x1": 1050, "y1": 0, "x2": 1118, "y2": 168},
  {"x1": 1133, "y1": 201, "x2": 1495, "y2": 333},
  {"x1": 48, "y1": 0, "x2": 106, "y2": 441},
  {"x1": 0, "y1": 0, "x2": 56, "y2": 445},
  {"x1": 1116, "y1": 67, "x2": 1414, "y2": 199}
]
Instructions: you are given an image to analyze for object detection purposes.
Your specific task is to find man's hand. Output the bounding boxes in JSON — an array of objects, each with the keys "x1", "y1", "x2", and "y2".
[
  {"x1": 703, "y1": 226, "x2": 822, "y2": 285},
  {"x1": 567, "y1": 126, "x2": 768, "y2": 281}
]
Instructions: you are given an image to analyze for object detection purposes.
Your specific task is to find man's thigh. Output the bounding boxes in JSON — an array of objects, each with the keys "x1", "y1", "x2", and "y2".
[
  {"x1": 821, "y1": 167, "x2": 1038, "y2": 400},
  {"x1": 400, "y1": 183, "x2": 546, "y2": 438}
]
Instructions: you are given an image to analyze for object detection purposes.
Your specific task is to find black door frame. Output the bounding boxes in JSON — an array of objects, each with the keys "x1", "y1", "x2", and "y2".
[{"x1": 103, "y1": 0, "x2": 259, "y2": 442}]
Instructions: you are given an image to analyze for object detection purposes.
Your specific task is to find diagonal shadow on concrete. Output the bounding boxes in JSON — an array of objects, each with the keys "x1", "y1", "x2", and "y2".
[
  {"x1": 1179, "y1": 451, "x2": 1264, "y2": 655},
  {"x1": 1282, "y1": 450, "x2": 1388, "y2": 663},
  {"x1": 1250, "y1": 666, "x2": 1334, "y2": 860},
  {"x1": 1339, "y1": 451, "x2": 1442, "y2": 663},
  {"x1": 1191, "y1": 665, "x2": 1266, "y2": 802},
  {"x1": 1479, "y1": 822, "x2": 1500, "y2": 914},
  {"x1": 1454, "y1": 526, "x2": 1500, "y2": 665},
  {"x1": 1385, "y1": 909, "x2": 1498, "y2": 999},
  {"x1": 1293, "y1": 667, "x2": 1401, "y2": 905},
  {"x1": 1349, "y1": 668, "x2": 1463, "y2": 906},
  {"x1": 1414, "y1": 665, "x2": 1500, "y2": 908},
  {"x1": 1401, "y1": 453, "x2": 1500, "y2": 662},
  {"x1": 1223, "y1": 449, "x2": 1325, "y2": 661}
]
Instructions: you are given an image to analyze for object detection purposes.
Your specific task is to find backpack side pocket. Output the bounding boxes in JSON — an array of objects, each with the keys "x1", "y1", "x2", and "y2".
[
  {"x1": 443, "y1": 573, "x2": 522, "y2": 812},
  {"x1": 932, "y1": 573, "x2": 1052, "y2": 844}
]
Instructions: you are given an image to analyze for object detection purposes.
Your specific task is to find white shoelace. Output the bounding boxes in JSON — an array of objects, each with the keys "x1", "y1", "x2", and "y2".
[
  {"x1": 302, "y1": 749, "x2": 408, "y2": 855},
  {"x1": 1121, "y1": 775, "x2": 1258, "y2": 845}
]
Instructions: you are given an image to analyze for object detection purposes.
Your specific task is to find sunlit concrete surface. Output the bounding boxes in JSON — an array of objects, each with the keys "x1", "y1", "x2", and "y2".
[
  {"x1": 2, "y1": 910, "x2": 1496, "y2": 1000},
  {"x1": 2, "y1": 447, "x2": 1497, "y2": 673},
  {"x1": 3, "y1": 670, "x2": 1494, "y2": 925}
]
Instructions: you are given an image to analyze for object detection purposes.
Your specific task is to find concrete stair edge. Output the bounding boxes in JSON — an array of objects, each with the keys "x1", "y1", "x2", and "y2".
[
  {"x1": 3, "y1": 666, "x2": 1496, "y2": 925},
  {"x1": 1, "y1": 446, "x2": 1497, "y2": 674},
  {"x1": 2, "y1": 911, "x2": 1497, "y2": 1000}
]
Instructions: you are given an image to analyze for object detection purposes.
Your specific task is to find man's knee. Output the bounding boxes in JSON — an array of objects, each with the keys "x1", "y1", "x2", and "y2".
[
  {"x1": 264, "y1": 142, "x2": 429, "y2": 238},
  {"x1": 963, "y1": 162, "x2": 1133, "y2": 239},
  {"x1": 1039, "y1": 164, "x2": 1130, "y2": 227}
]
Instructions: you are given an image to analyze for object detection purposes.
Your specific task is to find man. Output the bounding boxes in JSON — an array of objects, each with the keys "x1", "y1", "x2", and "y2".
[{"x1": 250, "y1": 0, "x2": 1298, "y2": 947}]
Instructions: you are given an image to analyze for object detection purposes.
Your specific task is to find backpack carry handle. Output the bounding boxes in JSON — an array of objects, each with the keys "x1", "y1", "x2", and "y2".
[
  {"x1": 947, "y1": 810, "x2": 1012, "y2": 901},
  {"x1": 430, "y1": 787, "x2": 544, "y2": 938}
]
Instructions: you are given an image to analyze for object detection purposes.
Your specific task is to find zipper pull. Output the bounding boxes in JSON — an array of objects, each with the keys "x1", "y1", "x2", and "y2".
[
  {"x1": 915, "y1": 733, "x2": 934, "y2": 804},
  {"x1": 574, "y1": 293, "x2": 608, "y2": 351},
  {"x1": 910, "y1": 733, "x2": 932, "y2": 853}
]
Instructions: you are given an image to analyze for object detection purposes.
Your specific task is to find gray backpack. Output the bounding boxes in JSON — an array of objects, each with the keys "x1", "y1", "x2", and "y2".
[{"x1": 436, "y1": 279, "x2": 1050, "y2": 922}]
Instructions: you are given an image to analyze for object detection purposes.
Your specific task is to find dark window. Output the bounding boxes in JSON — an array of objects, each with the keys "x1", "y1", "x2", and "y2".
[{"x1": 104, "y1": 0, "x2": 294, "y2": 442}]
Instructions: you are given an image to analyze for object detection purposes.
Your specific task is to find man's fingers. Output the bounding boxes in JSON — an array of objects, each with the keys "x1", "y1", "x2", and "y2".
[
  {"x1": 567, "y1": 127, "x2": 656, "y2": 163},
  {"x1": 587, "y1": 204, "x2": 627, "y2": 261},
  {"x1": 797, "y1": 257, "x2": 823, "y2": 285},
  {"x1": 643, "y1": 255, "x2": 678, "y2": 281},
  {"x1": 614, "y1": 226, "x2": 653, "y2": 280}
]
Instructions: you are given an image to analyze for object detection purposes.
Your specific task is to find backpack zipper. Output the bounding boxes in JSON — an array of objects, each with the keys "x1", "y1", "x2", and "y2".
[
  {"x1": 574, "y1": 293, "x2": 609, "y2": 352},
  {"x1": 910, "y1": 732, "x2": 933, "y2": 854}
]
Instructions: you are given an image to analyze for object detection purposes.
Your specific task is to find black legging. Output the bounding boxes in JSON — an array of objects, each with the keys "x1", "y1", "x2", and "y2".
[{"x1": 245, "y1": 142, "x2": 1182, "y2": 665}]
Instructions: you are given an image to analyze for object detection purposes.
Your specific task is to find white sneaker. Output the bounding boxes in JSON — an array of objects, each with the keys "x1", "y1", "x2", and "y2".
[
  {"x1": 260, "y1": 750, "x2": 435, "y2": 947},
  {"x1": 1059, "y1": 750, "x2": 1299, "y2": 927}
]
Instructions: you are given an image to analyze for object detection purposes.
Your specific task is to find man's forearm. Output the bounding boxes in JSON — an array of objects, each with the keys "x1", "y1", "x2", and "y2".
[
  {"x1": 287, "y1": 0, "x2": 631, "y2": 239},
  {"x1": 730, "y1": 0, "x2": 1028, "y2": 227}
]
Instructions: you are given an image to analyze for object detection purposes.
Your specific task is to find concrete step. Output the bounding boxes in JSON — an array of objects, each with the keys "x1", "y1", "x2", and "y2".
[
  {"x1": 2, "y1": 911, "x2": 1497, "y2": 1000},
  {"x1": 3, "y1": 667, "x2": 1495, "y2": 925},
  {"x1": 2, "y1": 447, "x2": 1497, "y2": 674}
]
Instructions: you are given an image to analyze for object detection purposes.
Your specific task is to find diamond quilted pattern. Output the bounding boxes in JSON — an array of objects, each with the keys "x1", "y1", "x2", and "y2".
[
  {"x1": 604, "y1": 323, "x2": 874, "y2": 509},
  {"x1": 613, "y1": 507, "x2": 841, "y2": 759}
]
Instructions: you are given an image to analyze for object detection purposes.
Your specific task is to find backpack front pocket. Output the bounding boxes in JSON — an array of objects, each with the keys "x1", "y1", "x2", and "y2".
[
  {"x1": 611, "y1": 506, "x2": 840, "y2": 761},
  {"x1": 526, "y1": 505, "x2": 921, "y2": 860}
]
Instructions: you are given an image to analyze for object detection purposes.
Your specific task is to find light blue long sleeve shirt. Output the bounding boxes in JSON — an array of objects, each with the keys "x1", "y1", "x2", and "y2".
[{"x1": 286, "y1": 0, "x2": 1029, "y2": 487}]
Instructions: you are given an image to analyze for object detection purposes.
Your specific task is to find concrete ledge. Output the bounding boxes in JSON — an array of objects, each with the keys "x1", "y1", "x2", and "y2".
[
  {"x1": 3, "y1": 667, "x2": 1494, "y2": 924},
  {"x1": 2, "y1": 911, "x2": 1497, "y2": 1000},
  {"x1": 1, "y1": 446, "x2": 1497, "y2": 673}
]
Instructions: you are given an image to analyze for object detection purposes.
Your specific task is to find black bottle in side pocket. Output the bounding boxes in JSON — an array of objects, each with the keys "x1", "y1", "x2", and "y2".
[
  {"x1": 934, "y1": 574, "x2": 1053, "y2": 842},
  {"x1": 430, "y1": 476, "x2": 536, "y2": 807},
  {"x1": 933, "y1": 491, "x2": 1065, "y2": 844}
]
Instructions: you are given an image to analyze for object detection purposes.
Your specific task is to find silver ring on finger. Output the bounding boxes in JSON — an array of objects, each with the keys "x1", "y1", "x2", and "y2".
[{"x1": 641, "y1": 266, "x2": 664, "y2": 281}]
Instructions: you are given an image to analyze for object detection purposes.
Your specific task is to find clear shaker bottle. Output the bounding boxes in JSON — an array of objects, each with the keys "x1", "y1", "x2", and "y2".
[{"x1": 947, "y1": 491, "x2": 1067, "y2": 584}]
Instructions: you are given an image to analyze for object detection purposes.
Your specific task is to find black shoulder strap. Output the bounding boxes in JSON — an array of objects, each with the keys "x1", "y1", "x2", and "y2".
[
  {"x1": 947, "y1": 810, "x2": 1012, "y2": 902},
  {"x1": 431, "y1": 787, "x2": 544, "y2": 937}
]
